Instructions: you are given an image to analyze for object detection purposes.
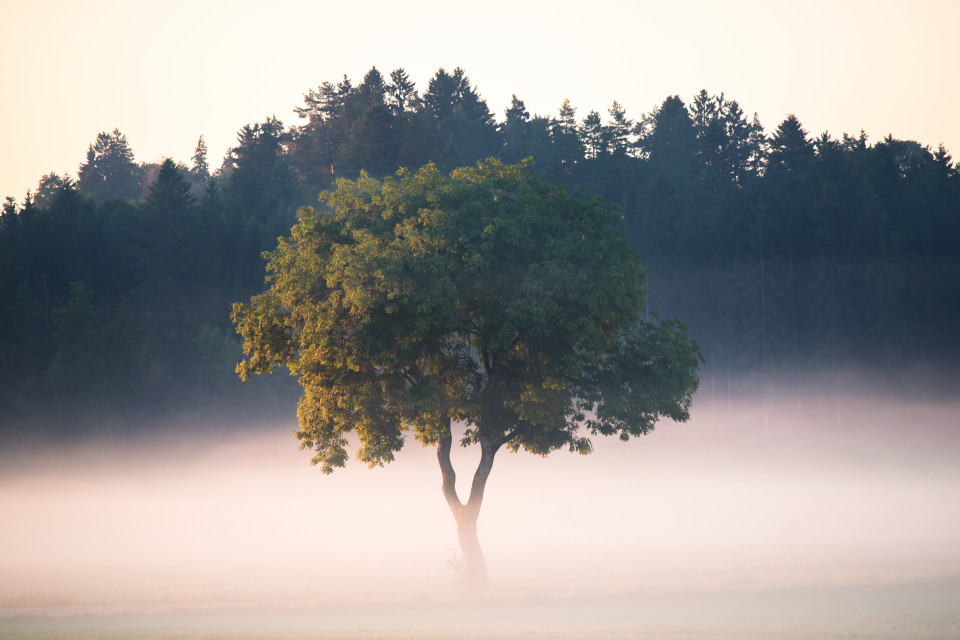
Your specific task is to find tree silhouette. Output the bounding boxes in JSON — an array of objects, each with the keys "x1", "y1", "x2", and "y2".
[{"x1": 77, "y1": 129, "x2": 143, "y2": 203}]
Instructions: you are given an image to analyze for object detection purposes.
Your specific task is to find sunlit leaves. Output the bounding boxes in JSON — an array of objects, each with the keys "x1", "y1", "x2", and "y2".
[{"x1": 233, "y1": 159, "x2": 701, "y2": 471}]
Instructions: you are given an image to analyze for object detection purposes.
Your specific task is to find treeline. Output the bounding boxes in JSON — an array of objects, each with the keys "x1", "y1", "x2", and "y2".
[{"x1": 2, "y1": 66, "x2": 959, "y2": 433}]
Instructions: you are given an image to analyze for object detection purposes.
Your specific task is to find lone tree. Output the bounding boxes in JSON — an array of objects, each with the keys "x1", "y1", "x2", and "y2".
[{"x1": 232, "y1": 158, "x2": 701, "y2": 585}]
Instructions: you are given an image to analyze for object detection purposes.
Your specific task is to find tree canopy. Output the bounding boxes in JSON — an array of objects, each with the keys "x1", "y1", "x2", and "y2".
[{"x1": 233, "y1": 158, "x2": 701, "y2": 472}]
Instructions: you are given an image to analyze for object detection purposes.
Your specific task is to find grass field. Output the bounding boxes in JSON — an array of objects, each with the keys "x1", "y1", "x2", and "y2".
[{"x1": 3, "y1": 578, "x2": 960, "y2": 639}]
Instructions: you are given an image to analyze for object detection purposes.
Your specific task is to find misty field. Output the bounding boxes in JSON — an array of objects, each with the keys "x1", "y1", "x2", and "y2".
[
  {"x1": 2, "y1": 375, "x2": 959, "y2": 638},
  {"x1": 2, "y1": 581, "x2": 959, "y2": 639}
]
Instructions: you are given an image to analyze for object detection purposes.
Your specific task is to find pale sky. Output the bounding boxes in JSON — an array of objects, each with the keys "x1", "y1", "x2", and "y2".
[{"x1": 2, "y1": 0, "x2": 958, "y2": 202}]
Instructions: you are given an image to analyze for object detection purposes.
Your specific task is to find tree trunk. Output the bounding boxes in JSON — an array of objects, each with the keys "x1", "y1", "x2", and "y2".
[
  {"x1": 437, "y1": 416, "x2": 498, "y2": 587},
  {"x1": 454, "y1": 505, "x2": 487, "y2": 586}
]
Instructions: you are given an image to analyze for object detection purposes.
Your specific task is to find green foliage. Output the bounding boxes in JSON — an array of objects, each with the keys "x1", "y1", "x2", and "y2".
[{"x1": 233, "y1": 159, "x2": 702, "y2": 472}]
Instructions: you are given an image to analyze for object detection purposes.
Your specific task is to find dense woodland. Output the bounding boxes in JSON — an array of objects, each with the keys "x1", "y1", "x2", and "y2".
[{"x1": 2, "y1": 66, "x2": 958, "y2": 435}]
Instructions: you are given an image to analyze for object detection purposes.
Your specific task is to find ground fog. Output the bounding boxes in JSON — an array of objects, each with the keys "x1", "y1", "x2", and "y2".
[{"x1": 1, "y1": 373, "x2": 958, "y2": 637}]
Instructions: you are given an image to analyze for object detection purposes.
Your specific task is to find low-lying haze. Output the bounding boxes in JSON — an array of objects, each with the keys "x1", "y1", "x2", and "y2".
[{"x1": 2, "y1": 376, "x2": 959, "y2": 637}]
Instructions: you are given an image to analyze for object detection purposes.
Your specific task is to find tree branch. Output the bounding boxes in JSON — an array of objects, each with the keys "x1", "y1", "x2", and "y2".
[
  {"x1": 498, "y1": 426, "x2": 523, "y2": 448},
  {"x1": 437, "y1": 414, "x2": 462, "y2": 519},
  {"x1": 465, "y1": 435, "x2": 499, "y2": 514}
]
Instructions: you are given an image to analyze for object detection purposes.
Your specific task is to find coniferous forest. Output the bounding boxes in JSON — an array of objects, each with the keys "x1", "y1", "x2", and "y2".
[{"x1": 2, "y1": 66, "x2": 958, "y2": 437}]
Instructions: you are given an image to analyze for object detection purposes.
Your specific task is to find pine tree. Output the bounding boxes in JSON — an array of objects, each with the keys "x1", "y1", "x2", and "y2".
[
  {"x1": 386, "y1": 68, "x2": 417, "y2": 115},
  {"x1": 77, "y1": 129, "x2": 144, "y2": 203},
  {"x1": 607, "y1": 101, "x2": 634, "y2": 156},
  {"x1": 191, "y1": 135, "x2": 210, "y2": 184},
  {"x1": 501, "y1": 94, "x2": 530, "y2": 163}
]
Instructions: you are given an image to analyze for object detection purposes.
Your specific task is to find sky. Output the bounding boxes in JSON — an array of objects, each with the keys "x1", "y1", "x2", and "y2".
[{"x1": 1, "y1": 0, "x2": 959, "y2": 202}]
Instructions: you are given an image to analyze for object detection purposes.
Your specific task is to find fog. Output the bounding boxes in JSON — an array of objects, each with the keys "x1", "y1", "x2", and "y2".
[{"x1": 2, "y1": 375, "x2": 959, "y2": 637}]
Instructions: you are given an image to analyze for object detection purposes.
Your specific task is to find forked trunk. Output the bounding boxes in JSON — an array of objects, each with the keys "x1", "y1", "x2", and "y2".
[{"x1": 437, "y1": 417, "x2": 498, "y2": 587}]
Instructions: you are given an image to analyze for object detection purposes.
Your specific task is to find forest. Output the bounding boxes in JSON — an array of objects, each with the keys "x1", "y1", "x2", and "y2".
[{"x1": 1, "y1": 66, "x2": 958, "y2": 436}]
